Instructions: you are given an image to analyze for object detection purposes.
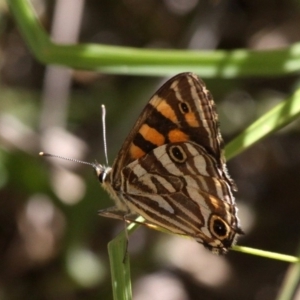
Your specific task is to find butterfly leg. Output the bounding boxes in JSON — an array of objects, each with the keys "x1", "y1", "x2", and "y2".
[{"x1": 98, "y1": 206, "x2": 128, "y2": 220}]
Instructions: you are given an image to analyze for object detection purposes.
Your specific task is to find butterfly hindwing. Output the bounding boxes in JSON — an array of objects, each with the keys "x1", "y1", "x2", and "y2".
[{"x1": 119, "y1": 141, "x2": 239, "y2": 251}]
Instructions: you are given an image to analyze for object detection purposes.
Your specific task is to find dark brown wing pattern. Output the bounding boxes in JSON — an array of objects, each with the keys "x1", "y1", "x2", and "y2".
[
  {"x1": 111, "y1": 73, "x2": 227, "y2": 187},
  {"x1": 98, "y1": 73, "x2": 242, "y2": 253},
  {"x1": 120, "y1": 141, "x2": 241, "y2": 254}
]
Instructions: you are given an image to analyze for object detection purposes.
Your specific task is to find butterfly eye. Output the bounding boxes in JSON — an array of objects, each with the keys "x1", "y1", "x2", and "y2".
[
  {"x1": 209, "y1": 215, "x2": 230, "y2": 239},
  {"x1": 178, "y1": 102, "x2": 190, "y2": 114},
  {"x1": 98, "y1": 172, "x2": 105, "y2": 183},
  {"x1": 168, "y1": 145, "x2": 187, "y2": 163},
  {"x1": 96, "y1": 166, "x2": 111, "y2": 183}
]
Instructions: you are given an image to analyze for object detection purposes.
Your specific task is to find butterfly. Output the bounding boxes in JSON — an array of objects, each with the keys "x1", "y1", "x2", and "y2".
[{"x1": 95, "y1": 72, "x2": 243, "y2": 254}]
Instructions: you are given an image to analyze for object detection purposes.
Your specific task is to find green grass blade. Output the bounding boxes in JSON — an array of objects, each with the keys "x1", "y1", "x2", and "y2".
[
  {"x1": 108, "y1": 222, "x2": 141, "y2": 300},
  {"x1": 108, "y1": 231, "x2": 132, "y2": 300},
  {"x1": 7, "y1": 0, "x2": 51, "y2": 59},
  {"x1": 225, "y1": 88, "x2": 300, "y2": 160},
  {"x1": 233, "y1": 246, "x2": 300, "y2": 263},
  {"x1": 7, "y1": 0, "x2": 300, "y2": 77},
  {"x1": 276, "y1": 246, "x2": 300, "y2": 300}
]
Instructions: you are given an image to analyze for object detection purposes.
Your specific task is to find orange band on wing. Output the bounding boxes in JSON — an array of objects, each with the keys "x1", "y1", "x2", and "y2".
[
  {"x1": 168, "y1": 129, "x2": 189, "y2": 143},
  {"x1": 151, "y1": 96, "x2": 178, "y2": 123},
  {"x1": 129, "y1": 143, "x2": 146, "y2": 159},
  {"x1": 185, "y1": 112, "x2": 200, "y2": 127},
  {"x1": 139, "y1": 124, "x2": 165, "y2": 146}
]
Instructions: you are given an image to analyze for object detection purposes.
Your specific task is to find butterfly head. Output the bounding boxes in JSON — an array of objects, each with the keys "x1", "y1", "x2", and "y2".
[{"x1": 93, "y1": 163, "x2": 112, "y2": 184}]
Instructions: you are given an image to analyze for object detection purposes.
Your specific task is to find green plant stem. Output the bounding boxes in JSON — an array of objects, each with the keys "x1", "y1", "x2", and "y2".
[
  {"x1": 233, "y1": 246, "x2": 300, "y2": 263},
  {"x1": 225, "y1": 88, "x2": 300, "y2": 160},
  {"x1": 108, "y1": 233, "x2": 132, "y2": 300},
  {"x1": 8, "y1": 0, "x2": 300, "y2": 77},
  {"x1": 276, "y1": 246, "x2": 300, "y2": 300},
  {"x1": 108, "y1": 222, "x2": 140, "y2": 300}
]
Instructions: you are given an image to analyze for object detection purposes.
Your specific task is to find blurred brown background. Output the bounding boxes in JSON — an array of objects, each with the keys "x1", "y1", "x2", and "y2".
[{"x1": 0, "y1": 0, "x2": 300, "y2": 299}]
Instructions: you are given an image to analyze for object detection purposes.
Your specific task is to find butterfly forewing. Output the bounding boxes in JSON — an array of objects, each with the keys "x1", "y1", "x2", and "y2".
[
  {"x1": 99, "y1": 72, "x2": 242, "y2": 254},
  {"x1": 111, "y1": 73, "x2": 221, "y2": 181}
]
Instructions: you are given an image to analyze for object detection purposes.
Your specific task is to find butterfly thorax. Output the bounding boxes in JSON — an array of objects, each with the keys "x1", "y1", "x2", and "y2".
[{"x1": 94, "y1": 163, "x2": 130, "y2": 214}]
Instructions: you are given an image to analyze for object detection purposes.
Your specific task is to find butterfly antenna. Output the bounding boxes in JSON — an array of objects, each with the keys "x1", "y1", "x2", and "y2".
[
  {"x1": 101, "y1": 104, "x2": 109, "y2": 165},
  {"x1": 39, "y1": 152, "x2": 95, "y2": 167}
]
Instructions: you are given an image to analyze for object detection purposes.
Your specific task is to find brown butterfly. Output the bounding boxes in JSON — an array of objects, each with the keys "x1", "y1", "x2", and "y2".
[{"x1": 95, "y1": 72, "x2": 243, "y2": 254}]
